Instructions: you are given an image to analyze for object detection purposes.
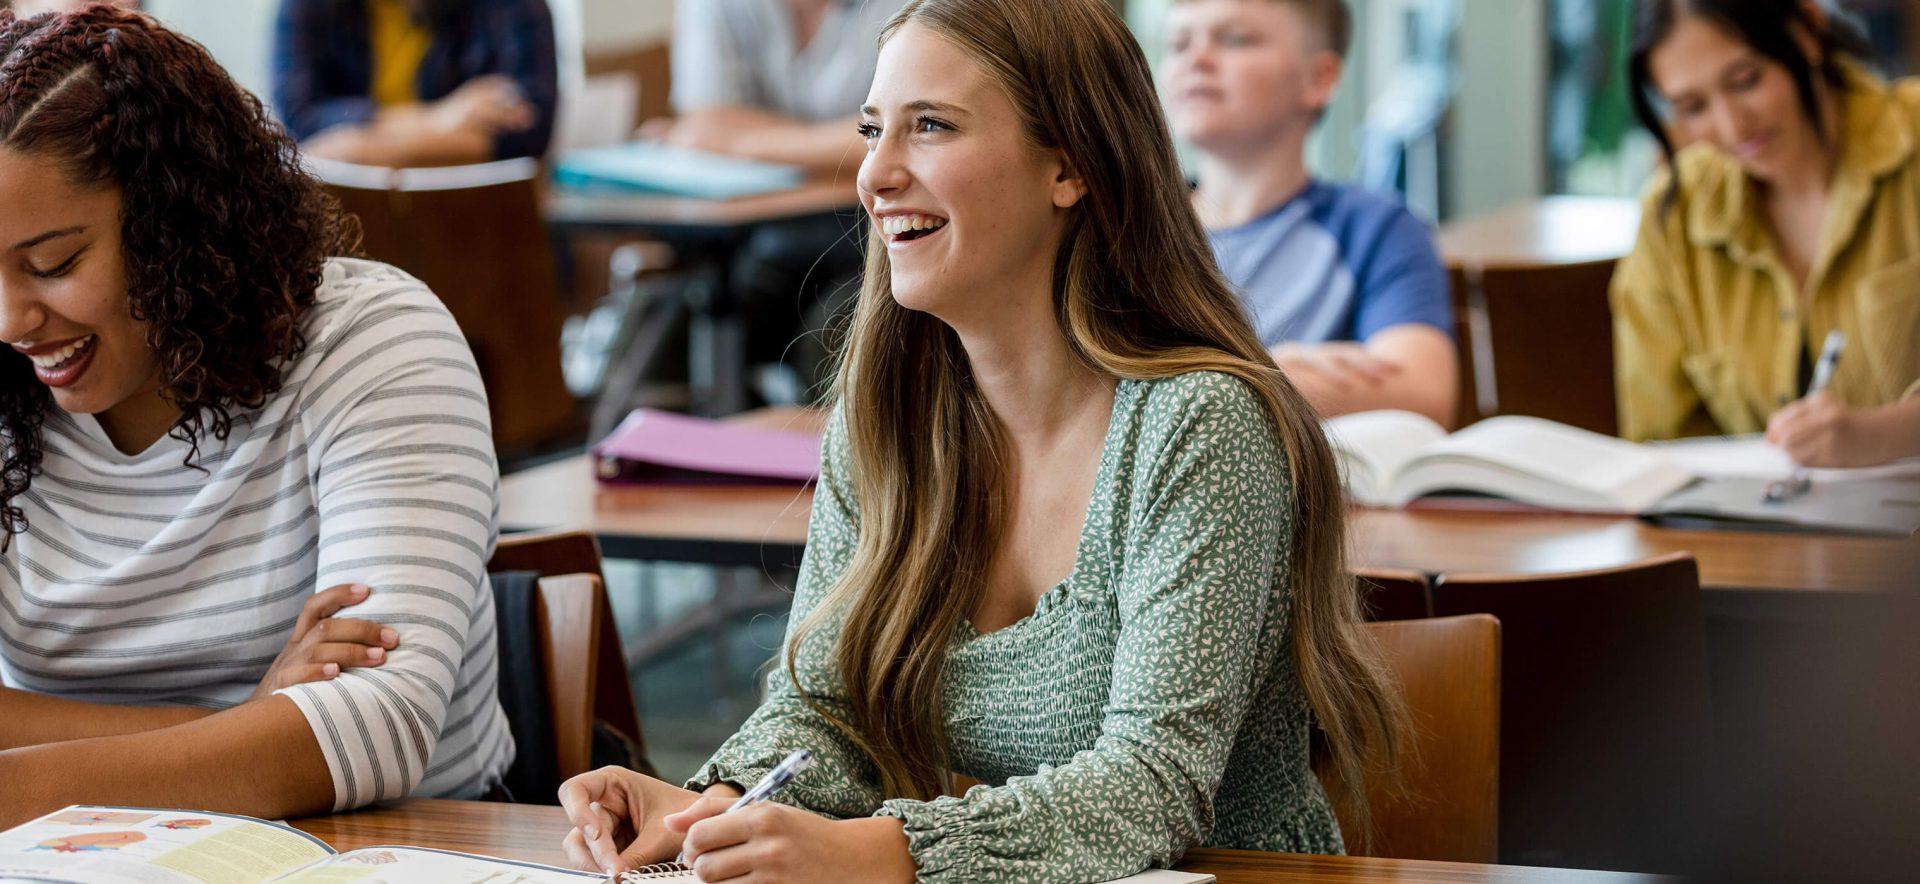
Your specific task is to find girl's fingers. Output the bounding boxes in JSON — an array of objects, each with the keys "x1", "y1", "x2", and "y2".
[
  {"x1": 296, "y1": 584, "x2": 371, "y2": 634},
  {"x1": 308, "y1": 642, "x2": 390, "y2": 669},
  {"x1": 561, "y1": 827, "x2": 598, "y2": 873}
]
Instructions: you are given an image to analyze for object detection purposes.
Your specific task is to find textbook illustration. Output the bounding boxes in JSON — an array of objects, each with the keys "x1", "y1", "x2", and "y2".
[{"x1": 0, "y1": 805, "x2": 601, "y2": 884}]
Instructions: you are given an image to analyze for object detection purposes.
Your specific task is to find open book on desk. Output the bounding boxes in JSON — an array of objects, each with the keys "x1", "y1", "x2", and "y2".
[
  {"x1": 0, "y1": 805, "x2": 601, "y2": 884},
  {"x1": 1327, "y1": 412, "x2": 1920, "y2": 535},
  {"x1": 1326, "y1": 411, "x2": 1693, "y2": 514}
]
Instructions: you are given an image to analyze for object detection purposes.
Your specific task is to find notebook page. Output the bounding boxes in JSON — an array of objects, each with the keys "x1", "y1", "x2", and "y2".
[
  {"x1": 617, "y1": 863, "x2": 1213, "y2": 881},
  {"x1": 1649, "y1": 434, "x2": 1920, "y2": 483},
  {"x1": 277, "y1": 846, "x2": 604, "y2": 883}
]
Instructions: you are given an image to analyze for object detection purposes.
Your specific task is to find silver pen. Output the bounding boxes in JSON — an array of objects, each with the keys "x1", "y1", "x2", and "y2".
[
  {"x1": 675, "y1": 749, "x2": 814, "y2": 865},
  {"x1": 1763, "y1": 330, "x2": 1846, "y2": 504}
]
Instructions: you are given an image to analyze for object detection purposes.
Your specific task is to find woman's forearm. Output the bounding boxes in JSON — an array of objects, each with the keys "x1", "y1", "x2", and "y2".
[
  {"x1": 0, "y1": 695, "x2": 333, "y2": 828},
  {"x1": 0, "y1": 686, "x2": 216, "y2": 751}
]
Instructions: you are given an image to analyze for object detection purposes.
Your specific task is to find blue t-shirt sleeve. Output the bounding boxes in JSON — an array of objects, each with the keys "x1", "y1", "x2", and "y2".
[{"x1": 1349, "y1": 206, "x2": 1454, "y2": 341}]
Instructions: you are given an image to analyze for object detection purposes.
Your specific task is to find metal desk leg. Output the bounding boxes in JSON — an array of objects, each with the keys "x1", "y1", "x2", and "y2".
[{"x1": 688, "y1": 249, "x2": 750, "y2": 416}]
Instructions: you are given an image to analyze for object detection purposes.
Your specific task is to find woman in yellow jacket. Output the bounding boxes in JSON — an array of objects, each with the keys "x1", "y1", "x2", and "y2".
[{"x1": 1615, "y1": 0, "x2": 1920, "y2": 468}]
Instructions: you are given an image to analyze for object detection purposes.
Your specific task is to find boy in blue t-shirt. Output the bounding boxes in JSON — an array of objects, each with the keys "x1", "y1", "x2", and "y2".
[{"x1": 1165, "y1": 0, "x2": 1458, "y2": 426}]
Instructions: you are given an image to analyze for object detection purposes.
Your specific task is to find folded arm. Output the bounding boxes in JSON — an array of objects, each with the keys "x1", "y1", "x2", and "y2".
[
  {"x1": 0, "y1": 686, "x2": 213, "y2": 751},
  {"x1": 1273, "y1": 323, "x2": 1458, "y2": 426}
]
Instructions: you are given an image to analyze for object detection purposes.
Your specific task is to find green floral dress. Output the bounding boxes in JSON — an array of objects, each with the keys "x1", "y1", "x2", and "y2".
[{"x1": 687, "y1": 372, "x2": 1342, "y2": 882}]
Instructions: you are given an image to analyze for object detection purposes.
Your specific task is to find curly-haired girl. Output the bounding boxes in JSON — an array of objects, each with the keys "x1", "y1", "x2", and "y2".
[{"x1": 0, "y1": 6, "x2": 512, "y2": 825}]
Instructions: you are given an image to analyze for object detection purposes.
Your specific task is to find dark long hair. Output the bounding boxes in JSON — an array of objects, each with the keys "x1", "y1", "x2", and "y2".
[
  {"x1": 1627, "y1": 0, "x2": 1872, "y2": 203},
  {"x1": 0, "y1": 6, "x2": 355, "y2": 542}
]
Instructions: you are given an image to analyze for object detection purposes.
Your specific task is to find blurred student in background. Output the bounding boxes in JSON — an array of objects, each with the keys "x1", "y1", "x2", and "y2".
[
  {"x1": 1617, "y1": 0, "x2": 1920, "y2": 467},
  {"x1": 1164, "y1": 0, "x2": 1458, "y2": 427},
  {"x1": 654, "y1": 0, "x2": 908, "y2": 403},
  {"x1": 272, "y1": 0, "x2": 558, "y2": 166}
]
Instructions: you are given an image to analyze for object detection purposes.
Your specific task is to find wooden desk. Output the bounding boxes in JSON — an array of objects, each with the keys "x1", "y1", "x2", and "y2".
[
  {"x1": 501, "y1": 452, "x2": 1908, "y2": 593},
  {"x1": 1437, "y1": 196, "x2": 1640, "y2": 270},
  {"x1": 292, "y1": 799, "x2": 1660, "y2": 883}
]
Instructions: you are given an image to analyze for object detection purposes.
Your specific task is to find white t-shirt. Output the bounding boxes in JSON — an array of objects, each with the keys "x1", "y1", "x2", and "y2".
[{"x1": 670, "y1": 0, "x2": 907, "y2": 122}]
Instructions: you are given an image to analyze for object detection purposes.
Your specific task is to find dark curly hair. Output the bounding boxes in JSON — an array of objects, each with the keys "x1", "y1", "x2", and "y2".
[{"x1": 0, "y1": 5, "x2": 356, "y2": 542}]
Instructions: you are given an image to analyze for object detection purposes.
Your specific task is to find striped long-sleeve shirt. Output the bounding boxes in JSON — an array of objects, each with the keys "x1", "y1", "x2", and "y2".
[{"x1": 0, "y1": 258, "x2": 514, "y2": 808}]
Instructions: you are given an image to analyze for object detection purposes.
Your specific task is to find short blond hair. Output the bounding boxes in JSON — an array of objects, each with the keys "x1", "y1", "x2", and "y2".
[{"x1": 1176, "y1": 0, "x2": 1352, "y2": 58}]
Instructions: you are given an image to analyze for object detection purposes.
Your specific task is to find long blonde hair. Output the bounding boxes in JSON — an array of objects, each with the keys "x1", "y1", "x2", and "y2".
[{"x1": 788, "y1": 0, "x2": 1405, "y2": 824}]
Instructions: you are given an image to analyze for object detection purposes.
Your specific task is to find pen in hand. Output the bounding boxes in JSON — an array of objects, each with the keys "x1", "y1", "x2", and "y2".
[
  {"x1": 675, "y1": 749, "x2": 814, "y2": 865},
  {"x1": 1764, "y1": 330, "x2": 1846, "y2": 503}
]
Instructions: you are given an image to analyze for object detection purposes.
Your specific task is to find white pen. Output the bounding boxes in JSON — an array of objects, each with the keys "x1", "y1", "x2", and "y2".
[
  {"x1": 675, "y1": 749, "x2": 814, "y2": 865},
  {"x1": 1764, "y1": 330, "x2": 1847, "y2": 503}
]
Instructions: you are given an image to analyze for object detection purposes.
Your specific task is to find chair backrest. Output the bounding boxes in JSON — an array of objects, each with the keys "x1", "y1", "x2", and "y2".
[
  {"x1": 1432, "y1": 552, "x2": 1710, "y2": 873},
  {"x1": 491, "y1": 531, "x2": 645, "y2": 783},
  {"x1": 317, "y1": 159, "x2": 577, "y2": 455},
  {"x1": 1355, "y1": 568, "x2": 1431, "y2": 621},
  {"x1": 585, "y1": 40, "x2": 674, "y2": 127},
  {"x1": 1475, "y1": 259, "x2": 1620, "y2": 435},
  {"x1": 1447, "y1": 265, "x2": 1484, "y2": 428},
  {"x1": 1329, "y1": 614, "x2": 1501, "y2": 864}
]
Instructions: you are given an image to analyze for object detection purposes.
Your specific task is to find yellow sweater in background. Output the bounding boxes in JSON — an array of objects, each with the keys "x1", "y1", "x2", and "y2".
[
  {"x1": 1611, "y1": 65, "x2": 1920, "y2": 441},
  {"x1": 368, "y1": 0, "x2": 430, "y2": 108}
]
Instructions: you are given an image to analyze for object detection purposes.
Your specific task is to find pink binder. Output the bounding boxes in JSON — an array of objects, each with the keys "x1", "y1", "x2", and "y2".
[{"x1": 590, "y1": 409, "x2": 822, "y2": 485}]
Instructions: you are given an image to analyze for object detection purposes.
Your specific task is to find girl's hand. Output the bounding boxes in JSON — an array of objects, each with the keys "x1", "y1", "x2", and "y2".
[
  {"x1": 558, "y1": 767, "x2": 702, "y2": 875},
  {"x1": 1766, "y1": 392, "x2": 1916, "y2": 469},
  {"x1": 668, "y1": 796, "x2": 916, "y2": 883},
  {"x1": 250, "y1": 584, "x2": 395, "y2": 701}
]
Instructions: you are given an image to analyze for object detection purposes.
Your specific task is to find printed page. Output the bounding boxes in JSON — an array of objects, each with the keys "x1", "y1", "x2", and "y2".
[
  {"x1": 0, "y1": 805, "x2": 330, "y2": 884},
  {"x1": 1323, "y1": 410, "x2": 1449, "y2": 504},
  {"x1": 271, "y1": 846, "x2": 604, "y2": 884},
  {"x1": 1409, "y1": 416, "x2": 1693, "y2": 511}
]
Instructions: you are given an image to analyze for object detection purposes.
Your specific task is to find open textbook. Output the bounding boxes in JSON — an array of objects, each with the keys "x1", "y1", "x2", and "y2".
[
  {"x1": 1326, "y1": 412, "x2": 1920, "y2": 535},
  {"x1": 1325, "y1": 411, "x2": 1694, "y2": 513},
  {"x1": 0, "y1": 805, "x2": 600, "y2": 884}
]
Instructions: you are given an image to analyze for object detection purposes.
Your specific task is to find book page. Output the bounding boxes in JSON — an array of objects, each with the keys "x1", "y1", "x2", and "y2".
[
  {"x1": 271, "y1": 846, "x2": 604, "y2": 883},
  {"x1": 1399, "y1": 416, "x2": 1693, "y2": 512},
  {"x1": 0, "y1": 806, "x2": 330, "y2": 884},
  {"x1": 1323, "y1": 410, "x2": 1449, "y2": 505}
]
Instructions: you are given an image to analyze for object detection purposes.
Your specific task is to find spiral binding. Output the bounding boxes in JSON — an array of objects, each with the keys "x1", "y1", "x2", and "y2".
[{"x1": 619, "y1": 861, "x2": 695, "y2": 881}]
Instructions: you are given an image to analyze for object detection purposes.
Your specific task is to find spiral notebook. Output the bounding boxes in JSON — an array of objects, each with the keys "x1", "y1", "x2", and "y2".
[{"x1": 622, "y1": 864, "x2": 1213, "y2": 881}]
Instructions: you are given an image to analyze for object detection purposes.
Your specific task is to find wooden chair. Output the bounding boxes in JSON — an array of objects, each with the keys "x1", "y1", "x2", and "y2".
[
  {"x1": 1447, "y1": 265, "x2": 1485, "y2": 428},
  {"x1": 490, "y1": 530, "x2": 648, "y2": 783},
  {"x1": 1354, "y1": 568, "x2": 1431, "y2": 621},
  {"x1": 316, "y1": 158, "x2": 579, "y2": 456},
  {"x1": 1327, "y1": 614, "x2": 1501, "y2": 864},
  {"x1": 1474, "y1": 259, "x2": 1620, "y2": 435},
  {"x1": 1432, "y1": 552, "x2": 1711, "y2": 873}
]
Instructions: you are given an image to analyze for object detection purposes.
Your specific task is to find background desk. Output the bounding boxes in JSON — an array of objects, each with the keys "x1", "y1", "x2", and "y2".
[
  {"x1": 501, "y1": 452, "x2": 1907, "y2": 594},
  {"x1": 545, "y1": 181, "x2": 862, "y2": 416},
  {"x1": 291, "y1": 799, "x2": 1662, "y2": 883}
]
